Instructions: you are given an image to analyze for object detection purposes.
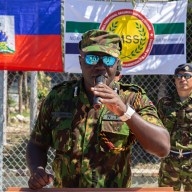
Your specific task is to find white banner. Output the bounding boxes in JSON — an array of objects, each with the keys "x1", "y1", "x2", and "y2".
[{"x1": 64, "y1": 0, "x2": 187, "y2": 75}]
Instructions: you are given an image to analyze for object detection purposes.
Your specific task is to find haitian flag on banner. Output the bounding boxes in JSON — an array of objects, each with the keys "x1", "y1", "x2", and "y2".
[
  {"x1": 64, "y1": 0, "x2": 187, "y2": 75},
  {"x1": 0, "y1": 0, "x2": 63, "y2": 72}
]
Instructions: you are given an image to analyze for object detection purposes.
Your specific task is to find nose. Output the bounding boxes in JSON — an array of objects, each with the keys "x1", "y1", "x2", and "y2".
[
  {"x1": 95, "y1": 59, "x2": 106, "y2": 69},
  {"x1": 181, "y1": 76, "x2": 186, "y2": 80}
]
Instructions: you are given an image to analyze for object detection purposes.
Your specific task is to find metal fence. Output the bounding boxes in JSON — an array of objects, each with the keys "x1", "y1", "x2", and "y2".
[{"x1": 1, "y1": 1, "x2": 192, "y2": 192}]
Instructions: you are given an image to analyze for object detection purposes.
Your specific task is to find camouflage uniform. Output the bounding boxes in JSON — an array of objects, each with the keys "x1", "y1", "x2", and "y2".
[
  {"x1": 157, "y1": 92, "x2": 192, "y2": 191},
  {"x1": 31, "y1": 78, "x2": 163, "y2": 188}
]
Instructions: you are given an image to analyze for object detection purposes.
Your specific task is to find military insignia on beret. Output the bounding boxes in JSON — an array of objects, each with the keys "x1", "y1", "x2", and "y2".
[{"x1": 185, "y1": 66, "x2": 189, "y2": 71}]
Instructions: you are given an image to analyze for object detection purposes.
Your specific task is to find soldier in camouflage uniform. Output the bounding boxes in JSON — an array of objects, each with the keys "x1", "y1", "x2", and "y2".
[
  {"x1": 158, "y1": 63, "x2": 192, "y2": 192},
  {"x1": 26, "y1": 29, "x2": 170, "y2": 190}
]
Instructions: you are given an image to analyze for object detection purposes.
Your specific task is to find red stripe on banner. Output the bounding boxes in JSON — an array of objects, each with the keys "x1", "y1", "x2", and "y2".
[{"x1": 0, "y1": 35, "x2": 63, "y2": 72}]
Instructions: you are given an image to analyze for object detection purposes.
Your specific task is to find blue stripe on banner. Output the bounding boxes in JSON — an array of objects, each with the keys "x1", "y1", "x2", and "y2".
[
  {"x1": 66, "y1": 43, "x2": 80, "y2": 54},
  {"x1": 150, "y1": 44, "x2": 184, "y2": 55},
  {"x1": 66, "y1": 43, "x2": 184, "y2": 55},
  {"x1": 0, "y1": 0, "x2": 61, "y2": 35}
]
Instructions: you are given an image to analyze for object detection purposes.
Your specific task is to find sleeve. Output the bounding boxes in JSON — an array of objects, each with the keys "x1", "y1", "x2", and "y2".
[
  {"x1": 133, "y1": 92, "x2": 164, "y2": 127},
  {"x1": 30, "y1": 95, "x2": 53, "y2": 147}
]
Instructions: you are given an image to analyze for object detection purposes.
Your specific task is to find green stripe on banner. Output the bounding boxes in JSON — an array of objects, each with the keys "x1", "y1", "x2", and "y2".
[
  {"x1": 153, "y1": 23, "x2": 184, "y2": 34},
  {"x1": 66, "y1": 21, "x2": 100, "y2": 33},
  {"x1": 66, "y1": 21, "x2": 184, "y2": 34}
]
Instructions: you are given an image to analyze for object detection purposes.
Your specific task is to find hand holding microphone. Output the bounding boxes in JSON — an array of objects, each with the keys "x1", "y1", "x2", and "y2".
[{"x1": 93, "y1": 75, "x2": 106, "y2": 110}]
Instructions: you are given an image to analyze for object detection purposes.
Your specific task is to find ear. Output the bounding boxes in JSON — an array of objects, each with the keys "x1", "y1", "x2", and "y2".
[{"x1": 116, "y1": 60, "x2": 122, "y2": 71}]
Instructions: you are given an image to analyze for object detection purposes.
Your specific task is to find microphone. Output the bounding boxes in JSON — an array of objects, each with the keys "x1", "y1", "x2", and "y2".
[{"x1": 93, "y1": 75, "x2": 106, "y2": 110}]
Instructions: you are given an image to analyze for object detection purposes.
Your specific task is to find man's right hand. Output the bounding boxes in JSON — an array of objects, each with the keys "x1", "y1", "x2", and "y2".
[{"x1": 28, "y1": 166, "x2": 54, "y2": 190}]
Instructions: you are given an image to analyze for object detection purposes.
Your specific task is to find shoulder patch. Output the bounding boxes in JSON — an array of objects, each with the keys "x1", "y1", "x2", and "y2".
[{"x1": 149, "y1": 100, "x2": 154, "y2": 106}]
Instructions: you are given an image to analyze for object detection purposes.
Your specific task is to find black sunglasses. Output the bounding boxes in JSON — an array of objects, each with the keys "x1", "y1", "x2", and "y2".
[{"x1": 174, "y1": 73, "x2": 192, "y2": 79}]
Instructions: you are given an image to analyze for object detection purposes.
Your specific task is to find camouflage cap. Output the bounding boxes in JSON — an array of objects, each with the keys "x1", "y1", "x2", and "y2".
[
  {"x1": 174, "y1": 63, "x2": 192, "y2": 74},
  {"x1": 79, "y1": 29, "x2": 122, "y2": 57}
]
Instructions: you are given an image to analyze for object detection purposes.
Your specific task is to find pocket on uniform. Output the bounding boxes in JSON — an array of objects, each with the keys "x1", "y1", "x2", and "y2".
[
  {"x1": 185, "y1": 109, "x2": 192, "y2": 123},
  {"x1": 162, "y1": 111, "x2": 176, "y2": 132},
  {"x1": 100, "y1": 118, "x2": 130, "y2": 151},
  {"x1": 52, "y1": 118, "x2": 72, "y2": 152}
]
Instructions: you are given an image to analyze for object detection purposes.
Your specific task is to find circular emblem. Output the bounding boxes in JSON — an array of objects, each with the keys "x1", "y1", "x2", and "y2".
[
  {"x1": 100, "y1": 9, "x2": 154, "y2": 68},
  {"x1": 185, "y1": 66, "x2": 189, "y2": 71}
]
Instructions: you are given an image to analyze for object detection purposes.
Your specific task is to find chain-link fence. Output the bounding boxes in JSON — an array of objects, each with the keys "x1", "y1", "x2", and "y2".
[{"x1": 1, "y1": 1, "x2": 192, "y2": 191}]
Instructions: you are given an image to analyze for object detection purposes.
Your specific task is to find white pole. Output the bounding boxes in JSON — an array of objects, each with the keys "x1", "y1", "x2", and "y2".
[
  {"x1": 0, "y1": 70, "x2": 7, "y2": 191},
  {"x1": 30, "y1": 72, "x2": 38, "y2": 132}
]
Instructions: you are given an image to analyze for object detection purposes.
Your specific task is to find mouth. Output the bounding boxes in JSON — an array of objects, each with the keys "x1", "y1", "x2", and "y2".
[
  {"x1": 179, "y1": 82, "x2": 187, "y2": 86},
  {"x1": 94, "y1": 75, "x2": 107, "y2": 84},
  {"x1": 93, "y1": 74, "x2": 108, "y2": 79}
]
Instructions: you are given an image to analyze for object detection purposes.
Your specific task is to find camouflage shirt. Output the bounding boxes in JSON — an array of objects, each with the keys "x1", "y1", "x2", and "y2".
[
  {"x1": 31, "y1": 78, "x2": 163, "y2": 188},
  {"x1": 157, "y1": 91, "x2": 192, "y2": 151}
]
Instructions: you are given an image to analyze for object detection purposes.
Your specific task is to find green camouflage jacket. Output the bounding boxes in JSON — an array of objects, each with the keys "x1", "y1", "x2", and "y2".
[
  {"x1": 157, "y1": 91, "x2": 192, "y2": 151},
  {"x1": 31, "y1": 78, "x2": 163, "y2": 188}
]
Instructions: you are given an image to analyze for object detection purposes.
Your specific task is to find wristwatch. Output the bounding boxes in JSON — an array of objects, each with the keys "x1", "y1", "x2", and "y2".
[{"x1": 119, "y1": 104, "x2": 135, "y2": 121}]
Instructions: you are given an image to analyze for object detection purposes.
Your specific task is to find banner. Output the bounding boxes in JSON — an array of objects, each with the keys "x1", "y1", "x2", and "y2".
[
  {"x1": 64, "y1": 0, "x2": 187, "y2": 75},
  {"x1": 0, "y1": 0, "x2": 63, "y2": 72}
]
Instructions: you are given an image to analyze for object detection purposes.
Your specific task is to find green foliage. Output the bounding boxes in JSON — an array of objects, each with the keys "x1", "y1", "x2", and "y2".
[
  {"x1": 37, "y1": 72, "x2": 52, "y2": 103},
  {"x1": 8, "y1": 95, "x2": 17, "y2": 107},
  {"x1": 131, "y1": 0, "x2": 148, "y2": 7}
]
